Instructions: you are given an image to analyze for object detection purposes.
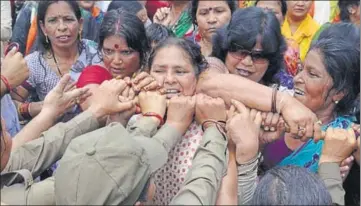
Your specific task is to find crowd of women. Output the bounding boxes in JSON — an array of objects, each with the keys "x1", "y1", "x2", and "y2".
[{"x1": 0, "y1": 0, "x2": 360, "y2": 205}]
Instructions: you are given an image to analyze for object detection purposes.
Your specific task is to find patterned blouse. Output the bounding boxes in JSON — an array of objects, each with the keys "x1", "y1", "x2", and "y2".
[{"x1": 25, "y1": 39, "x2": 101, "y2": 101}]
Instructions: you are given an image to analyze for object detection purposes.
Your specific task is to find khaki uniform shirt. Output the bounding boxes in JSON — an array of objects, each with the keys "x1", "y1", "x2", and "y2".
[
  {"x1": 128, "y1": 117, "x2": 228, "y2": 205},
  {"x1": 1, "y1": 111, "x2": 99, "y2": 205}
]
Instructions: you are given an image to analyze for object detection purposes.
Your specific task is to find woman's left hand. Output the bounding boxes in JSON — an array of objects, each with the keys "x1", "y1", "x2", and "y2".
[{"x1": 131, "y1": 72, "x2": 160, "y2": 92}]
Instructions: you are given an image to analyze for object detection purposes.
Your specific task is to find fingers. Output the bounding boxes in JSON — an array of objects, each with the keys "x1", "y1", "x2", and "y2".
[
  {"x1": 55, "y1": 74, "x2": 71, "y2": 92},
  {"x1": 347, "y1": 128, "x2": 357, "y2": 149},
  {"x1": 132, "y1": 72, "x2": 148, "y2": 84},
  {"x1": 263, "y1": 112, "x2": 273, "y2": 131},
  {"x1": 121, "y1": 86, "x2": 130, "y2": 98},
  {"x1": 6, "y1": 46, "x2": 17, "y2": 57},
  {"x1": 117, "y1": 100, "x2": 135, "y2": 112},
  {"x1": 128, "y1": 87, "x2": 136, "y2": 100},
  {"x1": 254, "y1": 111, "x2": 262, "y2": 127},
  {"x1": 231, "y1": 99, "x2": 248, "y2": 114},
  {"x1": 270, "y1": 113, "x2": 280, "y2": 131},
  {"x1": 64, "y1": 81, "x2": 76, "y2": 92},
  {"x1": 227, "y1": 105, "x2": 235, "y2": 120},
  {"x1": 77, "y1": 90, "x2": 92, "y2": 105},
  {"x1": 112, "y1": 79, "x2": 128, "y2": 95},
  {"x1": 249, "y1": 109, "x2": 258, "y2": 122},
  {"x1": 136, "y1": 77, "x2": 156, "y2": 92},
  {"x1": 66, "y1": 87, "x2": 90, "y2": 100},
  {"x1": 313, "y1": 121, "x2": 323, "y2": 143},
  {"x1": 341, "y1": 156, "x2": 354, "y2": 167}
]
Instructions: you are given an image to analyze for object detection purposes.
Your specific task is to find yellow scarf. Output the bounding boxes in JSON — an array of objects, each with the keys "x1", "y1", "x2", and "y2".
[{"x1": 282, "y1": 14, "x2": 320, "y2": 61}]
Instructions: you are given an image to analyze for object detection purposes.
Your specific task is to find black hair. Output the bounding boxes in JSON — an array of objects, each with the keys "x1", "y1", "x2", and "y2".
[
  {"x1": 190, "y1": 0, "x2": 236, "y2": 25},
  {"x1": 310, "y1": 25, "x2": 360, "y2": 115},
  {"x1": 254, "y1": 0, "x2": 287, "y2": 17},
  {"x1": 36, "y1": 1, "x2": 84, "y2": 88},
  {"x1": 338, "y1": 0, "x2": 360, "y2": 22},
  {"x1": 37, "y1": 1, "x2": 82, "y2": 52},
  {"x1": 251, "y1": 165, "x2": 332, "y2": 205},
  {"x1": 148, "y1": 37, "x2": 208, "y2": 77},
  {"x1": 212, "y1": 7, "x2": 286, "y2": 85},
  {"x1": 146, "y1": 23, "x2": 175, "y2": 45},
  {"x1": 107, "y1": 0, "x2": 143, "y2": 14},
  {"x1": 99, "y1": 9, "x2": 150, "y2": 69}
]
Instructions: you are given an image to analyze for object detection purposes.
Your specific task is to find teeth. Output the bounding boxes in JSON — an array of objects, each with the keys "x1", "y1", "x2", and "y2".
[
  {"x1": 294, "y1": 89, "x2": 305, "y2": 95},
  {"x1": 166, "y1": 89, "x2": 179, "y2": 94},
  {"x1": 237, "y1": 69, "x2": 251, "y2": 77}
]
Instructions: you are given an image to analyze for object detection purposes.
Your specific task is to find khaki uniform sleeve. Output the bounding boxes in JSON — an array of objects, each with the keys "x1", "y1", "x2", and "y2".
[
  {"x1": 237, "y1": 157, "x2": 259, "y2": 205},
  {"x1": 170, "y1": 126, "x2": 227, "y2": 205},
  {"x1": 152, "y1": 123, "x2": 183, "y2": 153},
  {"x1": 1, "y1": 177, "x2": 55, "y2": 205},
  {"x1": 3, "y1": 111, "x2": 99, "y2": 178},
  {"x1": 127, "y1": 116, "x2": 159, "y2": 138},
  {"x1": 318, "y1": 162, "x2": 345, "y2": 205}
]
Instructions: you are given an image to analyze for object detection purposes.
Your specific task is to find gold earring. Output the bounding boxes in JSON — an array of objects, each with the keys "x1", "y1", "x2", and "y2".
[
  {"x1": 335, "y1": 100, "x2": 339, "y2": 104},
  {"x1": 79, "y1": 31, "x2": 82, "y2": 40},
  {"x1": 45, "y1": 35, "x2": 49, "y2": 43}
]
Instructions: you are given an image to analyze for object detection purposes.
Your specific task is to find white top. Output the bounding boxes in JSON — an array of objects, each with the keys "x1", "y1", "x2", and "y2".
[{"x1": 96, "y1": 0, "x2": 112, "y2": 12}]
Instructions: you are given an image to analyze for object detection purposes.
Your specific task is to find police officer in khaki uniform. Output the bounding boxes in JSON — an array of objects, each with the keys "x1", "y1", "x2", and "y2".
[
  {"x1": 1, "y1": 77, "x2": 137, "y2": 205},
  {"x1": 53, "y1": 93, "x2": 229, "y2": 205}
]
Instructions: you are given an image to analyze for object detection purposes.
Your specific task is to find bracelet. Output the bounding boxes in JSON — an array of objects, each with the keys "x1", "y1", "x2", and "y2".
[
  {"x1": 271, "y1": 84, "x2": 279, "y2": 113},
  {"x1": 143, "y1": 112, "x2": 164, "y2": 126},
  {"x1": 1, "y1": 75, "x2": 11, "y2": 93},
  {"x1": 18, "y1": 102, "x2": 32, "y2": 120},
  {"x1": 201, "y1": 119, "x2": 227, "y2": 140},
  {"x1": 277, "y1": 92, "x2": 286, "y2": 114},
  {"x1": 237, "y1": 153, "x2": 262, "y2": 177},
  {"x1": 237, "y1": 152, "x2": 262, "y2": 167}
]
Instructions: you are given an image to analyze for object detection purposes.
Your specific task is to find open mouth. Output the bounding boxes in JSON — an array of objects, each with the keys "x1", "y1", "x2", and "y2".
[
  {"x1": 236, "y1": 68, "x2": 253, "y2": 77},
  {"x1": 165, "y1": 89, "x2": 180, "y2": 99},
  {"x1": 57, "y1": 35, "x2": 70, "y2": 41},
  {"x1": 294, "y1": 88, "x2": 305, "y2": 96}
]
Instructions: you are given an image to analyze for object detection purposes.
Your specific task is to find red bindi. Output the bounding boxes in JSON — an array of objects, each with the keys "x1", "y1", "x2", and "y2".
[{"x1": 114, "y1": 44, "x2": 119, "y2": 49}]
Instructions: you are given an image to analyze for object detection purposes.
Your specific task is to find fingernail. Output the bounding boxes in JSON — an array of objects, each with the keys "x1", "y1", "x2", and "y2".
[
  {"x1": 270, "y1": 127, "x2": 275, "y2": 132},
  {"x1": 264, "y1": 126, "x2": 269, "y2": 131}
]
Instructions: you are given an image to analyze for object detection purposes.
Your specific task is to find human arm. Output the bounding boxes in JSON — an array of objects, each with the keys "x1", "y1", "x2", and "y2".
[
  {"x1": 3, "y1": 78, "x2": 135, "y2": 178},
  {"x1": 1, "y1": 1, "x2": 12, "y2": 41},
  {"x1": 225, "y1": 100, "x2": 263, "y2": 204},
  {"x1": 11, "y1": 74, "x2": 90, "y2": 149},
  {"x1": 197, "y1": 69, "x2": 319, "y2": 140},
  {"x1": 317, "y1": 127, "x2": 358, "y2": 205},
  {"x1": 215, "y1": 148, "x2": 238, "y2": 205},
  {"x1": 0, "y1": 48, "x2": 29, "y2": 98}
]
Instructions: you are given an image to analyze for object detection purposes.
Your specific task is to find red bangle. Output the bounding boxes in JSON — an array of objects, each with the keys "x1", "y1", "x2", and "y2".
[
  {"x1": 18, "y1": 102, "x2": 32, "y2": 120},
  {"x1": 143, "y1": 112, "x2": 164, "y2": 126},
  {"x1": 1, "y1": 75, "x2": 11, "y2": 93}
]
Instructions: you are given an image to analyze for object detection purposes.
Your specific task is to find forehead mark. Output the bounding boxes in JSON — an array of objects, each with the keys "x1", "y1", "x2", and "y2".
[{"x1": 114, "y1": 44, "x2": 119, "y2": 49}]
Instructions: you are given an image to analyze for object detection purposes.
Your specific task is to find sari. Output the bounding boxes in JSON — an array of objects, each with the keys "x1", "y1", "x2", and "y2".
[{"x1": 278, "y1": 116, "x2": 354, "y2": 173}]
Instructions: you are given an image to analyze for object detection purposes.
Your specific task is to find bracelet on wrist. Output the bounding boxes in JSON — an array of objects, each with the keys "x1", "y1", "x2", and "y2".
[
  {"x1": 18, "y1": 102, "x2": 32, "y2": 120},
  {"x1": 201, "y1": 119, "x2": 227, "y2": 140},
  {"x1": 1, "y1": 75, "x2": 11, "y2": 93},
  {"x1": 143, "y1": 112, "x2": 164, "y2": 126},
  {"x1": 271, "y1": 84, "x2": 279, "y2": 114}
]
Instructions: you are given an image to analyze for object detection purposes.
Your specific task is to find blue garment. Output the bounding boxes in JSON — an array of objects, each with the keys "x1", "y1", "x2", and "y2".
[
  {"x1": 279, "y1": 116, "x2": 354, "y2": 173},
  {"x1": 1, "y1": 94, "x2": 21, "y2": 137}
]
